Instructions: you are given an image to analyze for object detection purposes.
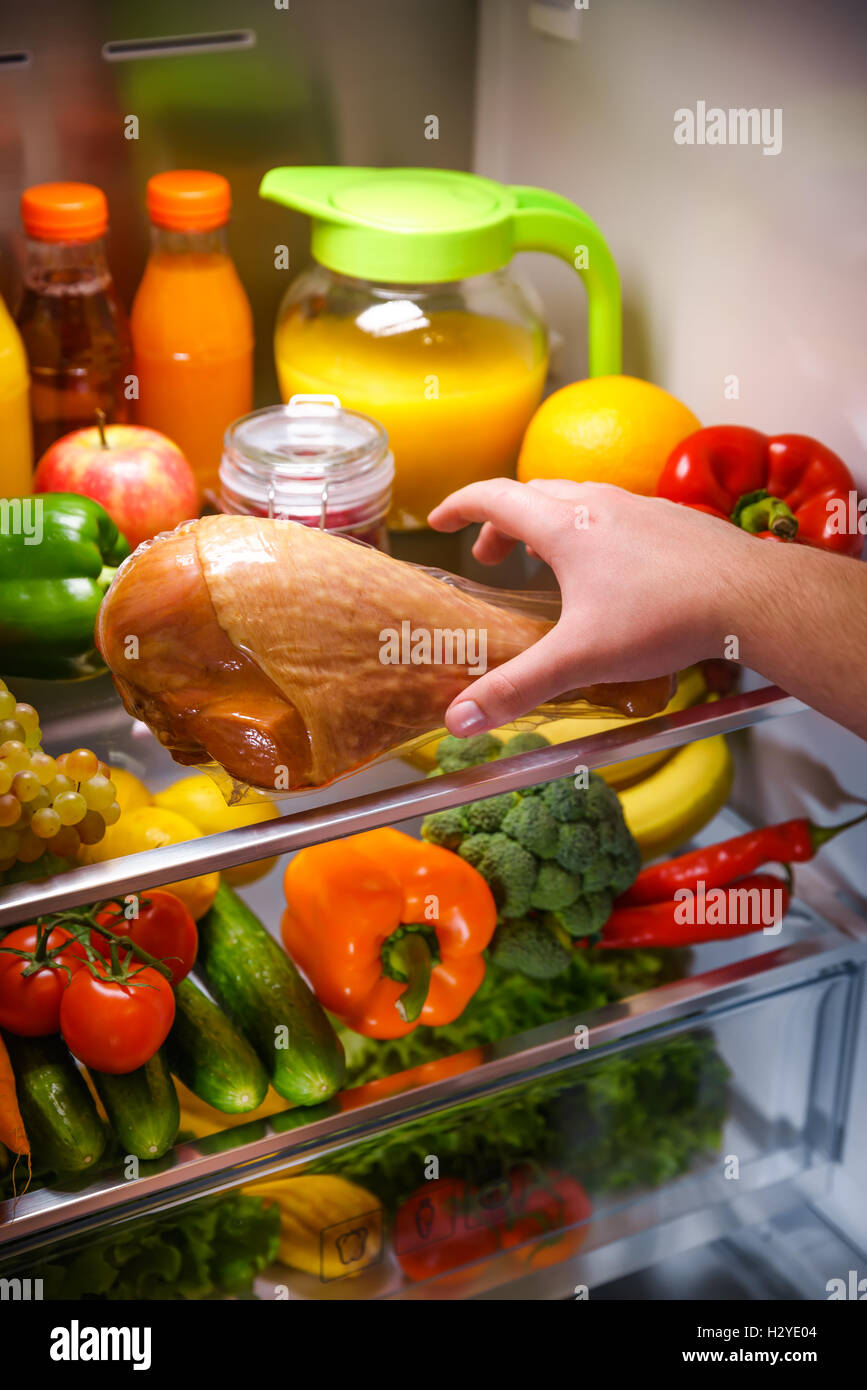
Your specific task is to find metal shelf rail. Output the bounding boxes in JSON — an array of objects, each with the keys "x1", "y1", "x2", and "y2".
[{"x1": 0, "y1": 685, "x2": 802, "y2": 929}]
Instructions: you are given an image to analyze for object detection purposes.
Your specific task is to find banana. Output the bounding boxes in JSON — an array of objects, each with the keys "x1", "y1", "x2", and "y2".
[
  {"x1": 617, "y1": 731, "x2": 734, "y2": 861},
  {"x1": 403, "y1": 665, "x2": 708, "y2": 779},
  {"x1": 244, "y1": 1175, "x2": 381, "y2": 1278},
  {"x1": 540, "y1": 666, "x2": 707, "y2": 787}
]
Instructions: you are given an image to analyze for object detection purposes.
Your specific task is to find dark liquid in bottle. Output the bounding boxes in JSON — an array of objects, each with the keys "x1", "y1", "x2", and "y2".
[{"x1": 17, "y1": 263, "x2": 132, "y2": 457}]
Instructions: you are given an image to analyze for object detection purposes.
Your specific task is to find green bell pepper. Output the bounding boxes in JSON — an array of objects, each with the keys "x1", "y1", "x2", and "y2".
[{"x1": 0, "y1": 493, "x2": 130, "y2": 680}]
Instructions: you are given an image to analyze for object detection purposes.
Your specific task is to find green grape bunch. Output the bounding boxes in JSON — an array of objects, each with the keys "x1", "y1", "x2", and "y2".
[{"x1": 0, "y1": 679, "x2": 121, "y2": 877}]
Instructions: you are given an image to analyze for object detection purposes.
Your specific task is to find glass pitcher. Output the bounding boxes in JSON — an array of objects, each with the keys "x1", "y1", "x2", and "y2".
[{"x1": 261, "y1": 167, "x2": 621, "y2": 530}]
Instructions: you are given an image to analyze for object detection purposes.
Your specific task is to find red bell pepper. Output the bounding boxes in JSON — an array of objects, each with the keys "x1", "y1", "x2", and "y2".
[{"x1": 657, "y1": 426, "x2": 862, "y2": 557}]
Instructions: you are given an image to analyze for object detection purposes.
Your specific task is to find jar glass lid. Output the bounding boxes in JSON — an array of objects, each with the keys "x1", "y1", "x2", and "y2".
[{"x1": 222, "y1": 395, "x2": 394, "y2": 520}]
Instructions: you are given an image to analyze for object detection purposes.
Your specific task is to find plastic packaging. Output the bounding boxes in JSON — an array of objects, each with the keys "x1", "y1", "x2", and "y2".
[{"x1": 96, "y1": 515, "x2": 674, "y2": 802}]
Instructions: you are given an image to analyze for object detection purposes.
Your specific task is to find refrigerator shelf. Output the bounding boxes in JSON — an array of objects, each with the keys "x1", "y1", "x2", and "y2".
[{"x1": 0, "y1": 682, "x2": 802, "y2": 929}]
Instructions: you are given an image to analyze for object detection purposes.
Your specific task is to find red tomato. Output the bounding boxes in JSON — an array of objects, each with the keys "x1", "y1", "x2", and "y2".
[
  {"x1": 0, "y1": 926, "x2": 87, "y2": 1036},
  {"x1": 394, "y1": 1167, "x2": 593, "y2": 1287},
  {"x1": 60, "y1": 964, "x2": 176, "y2": 1073},
  {"x1": 498, "y1": 1165, "x2": 593, "y2": 1270},
  {"x1": 93, "y1": 890, "x2": 197, "y2": 985}
]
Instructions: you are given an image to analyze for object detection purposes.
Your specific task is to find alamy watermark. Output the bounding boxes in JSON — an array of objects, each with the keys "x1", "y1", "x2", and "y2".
[
  {"x1": 827, "y1": 491, "x2": 867, "y2": 537},
  {"x1": 379, "y1": 621, "x2": 488, "y2": 676},
  {"x1": 0, "y1": 496, "x2": 43, "y2": 544},
  {"x1": 674, "y1": 101, "x2": 782, "y2": 157},
  {"x1": 675, "y1": 879, "x2": 785, "y2": 935}
]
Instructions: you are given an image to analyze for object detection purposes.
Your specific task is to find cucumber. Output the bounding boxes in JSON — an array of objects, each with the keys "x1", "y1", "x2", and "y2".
[
  {"x1": 168, "y1": 978, "x2": 268, "y2": 1113},
  {"x1": 4, "y1": 1032, "x2": 106, "y2": 1174},
  {"x1": 90, "y1": 1051, "x2": 179, "y2": 1161},
  {"x1": 196, "y1": 883, "x2": 345, "y2": 1105}
]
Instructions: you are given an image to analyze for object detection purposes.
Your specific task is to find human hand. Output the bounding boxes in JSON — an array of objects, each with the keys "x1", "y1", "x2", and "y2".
[{"x1": 428, "y1": 478, "x2": 763, "y2": 736}]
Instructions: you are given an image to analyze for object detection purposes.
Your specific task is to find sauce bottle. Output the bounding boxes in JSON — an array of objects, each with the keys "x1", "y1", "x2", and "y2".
[
  {"x1": 17, "y1": 182, "x2": 132, "y2": 458},
  {"x1": 0, "y1": 287, "x2": 33, "y2": 496},
  {"x1": 131, "y1": 170, "x2": 254, "y2": 498}
]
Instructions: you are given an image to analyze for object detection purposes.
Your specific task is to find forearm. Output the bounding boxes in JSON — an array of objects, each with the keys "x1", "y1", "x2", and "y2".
[{"x1": 725, "y1": 541, "x2": 867, "y2": 739}]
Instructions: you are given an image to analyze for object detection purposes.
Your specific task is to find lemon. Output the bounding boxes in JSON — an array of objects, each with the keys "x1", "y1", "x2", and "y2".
[
  {"x1": 154, "y1": 774, "x2": 279, "y2": 886},
  {"x1": 517, "y1": 375, "x2": 700, "y2": 495},
  {"x1": 103, "y1": 765, "x2": 152, "y2": 815},
  {"x1": 80, "y1": 806, "x2": 219, "y2": 920}
]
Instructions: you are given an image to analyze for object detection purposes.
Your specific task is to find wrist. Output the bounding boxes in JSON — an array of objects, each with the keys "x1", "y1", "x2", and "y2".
[{"x1": 712, "y1": 535, "x2": 790, "y2": 671}]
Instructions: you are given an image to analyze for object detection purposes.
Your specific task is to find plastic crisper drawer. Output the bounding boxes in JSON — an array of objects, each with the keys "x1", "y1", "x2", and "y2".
[{"x1": 0, "y1": 932, "x2": 859, "y2": 1301}]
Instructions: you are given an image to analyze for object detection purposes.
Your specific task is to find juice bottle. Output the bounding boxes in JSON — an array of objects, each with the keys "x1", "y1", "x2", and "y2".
[
  {"x1": 17, "y1": 182, "x2": 132, "y2": 459},
  {"x1": 131, "y1": 170, "x2": 254, "y2": 498},
  {"x1": 0, "y1": 288, "x2": 33, "y2": 497}
]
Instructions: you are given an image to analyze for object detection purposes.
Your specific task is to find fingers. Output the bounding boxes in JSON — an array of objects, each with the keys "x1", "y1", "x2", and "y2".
[
  {"x1": 472, "y1": 521, "x2": 520, "y2": 566},
  {"x1": 445, "y1": 626, "x2": 585, "y2": 736},
  {"x1": 427, "y1": 479, "x2": 568, "y2": 560}
]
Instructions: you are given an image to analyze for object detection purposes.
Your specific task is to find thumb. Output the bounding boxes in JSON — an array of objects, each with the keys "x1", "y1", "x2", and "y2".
[{"x1": 445, "y1": 628, "x2": 581, "y2": 736}]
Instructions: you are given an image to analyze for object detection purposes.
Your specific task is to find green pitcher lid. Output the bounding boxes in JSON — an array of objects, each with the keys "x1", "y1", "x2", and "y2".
[
  {"x1": 260, "y1": 166, "x2": 526, "y2": 282},
  {"x1": 259, "y1": 166, "x2": 623, "y2": 376}
]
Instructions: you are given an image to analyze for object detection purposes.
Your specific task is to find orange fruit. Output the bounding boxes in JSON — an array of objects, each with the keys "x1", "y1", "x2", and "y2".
[{"x1": 517, "y1": 375, "x2": 700, "y2": 495}]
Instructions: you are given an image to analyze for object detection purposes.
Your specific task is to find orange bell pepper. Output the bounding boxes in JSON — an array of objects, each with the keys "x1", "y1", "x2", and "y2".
[{"x1": 281, "y1": 827, "x2": 497, "y2": 1039}]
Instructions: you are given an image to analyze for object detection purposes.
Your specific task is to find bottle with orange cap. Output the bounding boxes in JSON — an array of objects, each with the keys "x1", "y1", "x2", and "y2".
[
  {"x1": 16, "y1": 182, "x2": 132, "y2": 458},
  {"x1": 131, "y1": 170, "x2": 254, "y2": 498}
]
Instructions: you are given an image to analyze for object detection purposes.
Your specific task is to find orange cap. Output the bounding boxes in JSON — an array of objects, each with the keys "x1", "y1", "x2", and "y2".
[
  {"x1": 21, "y1": 182, "x2": 108, "y2": 242},
  {"x1": 146, "y1": 170, "x2": 231, "y2": 231}
]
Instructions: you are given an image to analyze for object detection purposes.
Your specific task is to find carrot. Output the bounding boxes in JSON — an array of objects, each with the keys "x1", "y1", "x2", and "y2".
[{"x1": 0, "y1": 1031, "x2": 29, "y2": 1155}]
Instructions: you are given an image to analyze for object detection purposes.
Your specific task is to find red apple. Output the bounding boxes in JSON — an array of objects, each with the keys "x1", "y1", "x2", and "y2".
[{"x1": 33, "y1": 421, "x2": 198, "y2": 551}]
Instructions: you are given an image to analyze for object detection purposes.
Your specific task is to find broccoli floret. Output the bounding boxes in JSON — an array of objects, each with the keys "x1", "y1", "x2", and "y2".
[
  {"x1": 490, "y1": 917, "x2": 572, "y2": 980},
  {"x1": 581, "y1": 853, "x2": 614, "y2": 894},
  {"x1": 424, "y1": 747, "x2": 641, "y2": 929},
  {"x1": 548, "y1": 889, "x2": 614, "y2": 942},
  {"x1": 608, "y1": 838, "x2": 643, "y2": 896},
  {"x1": 420, "y1": 805, "x2": 467, "y2": 849},
  {"x1": 597, "y1": 801, "x2": 636, "y2": 857},
  {"x1": 463, "y1": 792, "x2": 519, "y2": 835},
  {"x1": 584, "y1": 777, "x2": 620, "y2": 820},
  {"x1": 530, "y1": 861, "x2": 581, "y2": 912},
  {"x1": 436, "y1": 733, "x2": 503, "y2": 773},
  {"x1": 540, "y1": 775, "x2": 590, "y2": 823},
  {"x1": 458, "y1": 832, "x2": 536, "y2": 918},
  {"x1": 555, "y1": 821, "x2": 599, "y2": 874},
  {"x1": 546, "y1": 899, "x2": 594, "y2": 940},
  {"x1": 457, "y1": 832, "x2": 490, "y2": 870},
  {"x1": 586, "y1": 889, "x2": 614, "y2": 933},
  {"x1": 503, "y1": 731, "x2": 550, "y2": 756},
  {"x1": 501, "y1": 796, "x2": 560, "y2": 859}
]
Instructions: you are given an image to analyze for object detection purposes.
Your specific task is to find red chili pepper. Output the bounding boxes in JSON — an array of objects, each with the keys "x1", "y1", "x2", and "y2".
[
  {"x1": 600, "y1": 872, "x2": 791, "y2": 949},
  {"x1": 621, "y1": 812, "x2": 866, "y2": 907},
  {"x1": 657, "y1": 426, "x2": 862, "y2": 557}
]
